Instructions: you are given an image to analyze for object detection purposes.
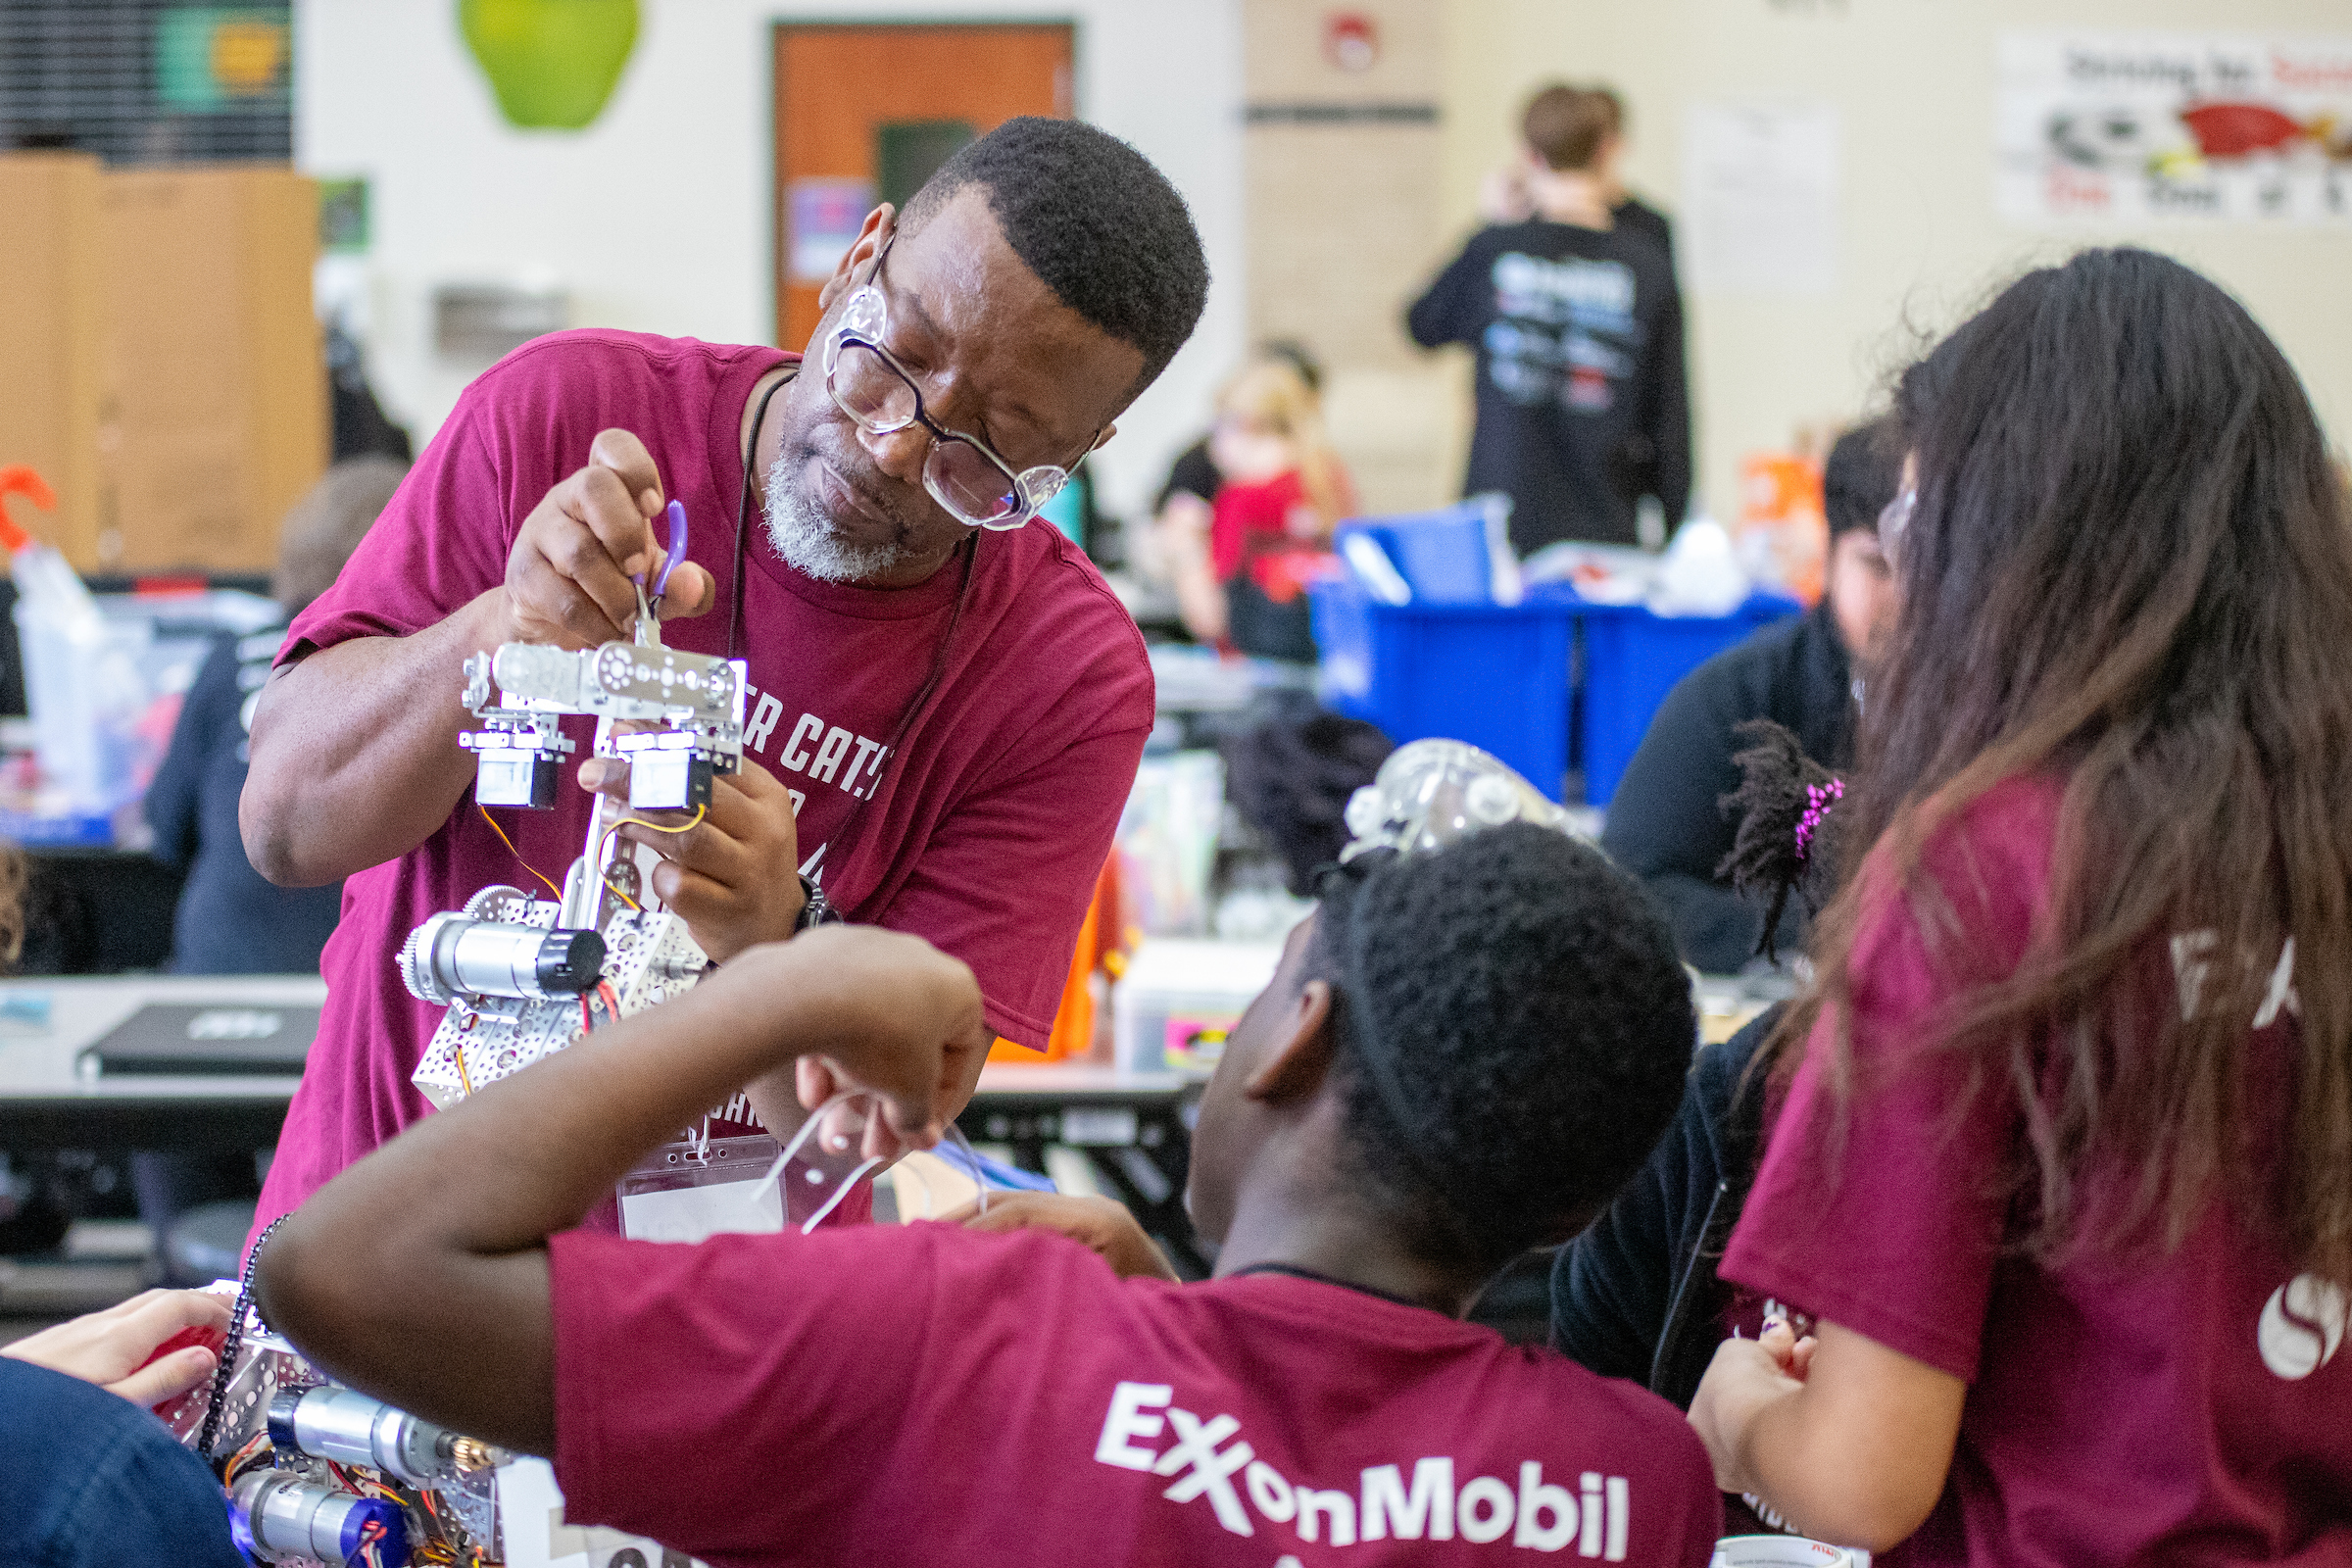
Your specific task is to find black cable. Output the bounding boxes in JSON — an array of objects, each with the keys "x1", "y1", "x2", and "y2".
[
  {"x1": 726, "y1": 364, "x2": 976, "y2": 914},
  {"x1": 198, "y1": 1213, "x2": 289, "y2": 1466},
  {"x1": 728, "y1": 369, "x2": 794, "y2": 663}
]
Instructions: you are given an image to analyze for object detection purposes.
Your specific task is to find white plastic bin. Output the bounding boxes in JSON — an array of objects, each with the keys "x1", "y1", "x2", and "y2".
[{"x1": 1113, "y1": 938, "x2": 1284, "y2": 1077}]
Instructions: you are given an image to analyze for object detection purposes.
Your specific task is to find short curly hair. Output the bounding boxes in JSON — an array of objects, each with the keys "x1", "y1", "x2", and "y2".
[
  {"x1": 1309, "y1": 823, "x2": 1695, "y2": 1276},
  {"x1": 901, "y1": 117, "x2": 1208, "y2": 398}
]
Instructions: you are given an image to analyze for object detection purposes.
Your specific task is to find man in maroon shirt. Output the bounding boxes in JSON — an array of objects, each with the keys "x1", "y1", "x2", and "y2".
[
  {"x1": 237, "y1": 120, "x2": 1208, "y2": 1243},
  {"x1": 258, "y1": 822, "x2": 1722, "y2": 1565}
]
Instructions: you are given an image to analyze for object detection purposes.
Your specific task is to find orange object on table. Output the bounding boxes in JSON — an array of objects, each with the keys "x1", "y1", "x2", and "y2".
[
  {"x1": 1736, "y1": 451, "x2": 1827, "y2": 606},
  {"x1": 989, "y1": 854, "x2": 1128, "y2": 1065}
]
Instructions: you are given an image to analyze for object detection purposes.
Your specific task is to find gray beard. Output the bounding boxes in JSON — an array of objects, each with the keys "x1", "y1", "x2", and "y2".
[{"x1": 762, "y1": 454, "x2": 912, "y2": 585}]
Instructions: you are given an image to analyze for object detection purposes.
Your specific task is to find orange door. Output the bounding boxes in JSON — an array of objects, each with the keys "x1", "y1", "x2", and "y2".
[{"x1": 773, "y1": 24, "x2": 1074, "y2": 354}]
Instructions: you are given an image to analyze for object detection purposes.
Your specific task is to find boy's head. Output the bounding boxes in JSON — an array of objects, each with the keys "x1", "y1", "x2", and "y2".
[
  {"x1": 1521, "y1": 84, "x2": 1616, "y2": 175},
  {"x1": 1186, "y1": 822, "x2": 1694, "y2": 1285}
]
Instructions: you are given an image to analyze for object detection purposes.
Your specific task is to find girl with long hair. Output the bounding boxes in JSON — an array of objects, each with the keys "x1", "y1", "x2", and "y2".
[
  {"x1": 1688, "y1": 248, "x2": 2352, "y2": 1561},
  {"x1": 1167, "y1": 356, "x2": 1357, "y2": 660}
]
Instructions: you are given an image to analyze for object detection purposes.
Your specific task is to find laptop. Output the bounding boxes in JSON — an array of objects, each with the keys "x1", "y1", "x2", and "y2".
[{"x1": 81, "y1": 1003, "x2": 320, "y2": 1077}]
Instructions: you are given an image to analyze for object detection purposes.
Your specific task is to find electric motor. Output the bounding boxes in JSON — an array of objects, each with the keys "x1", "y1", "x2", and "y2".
[
  {"x1": 229, "y1": 1470, "x2": 409, "y2": 1566},
  {"x1": 399, "y1": 912, "x2": 604, "y2": 1004}
]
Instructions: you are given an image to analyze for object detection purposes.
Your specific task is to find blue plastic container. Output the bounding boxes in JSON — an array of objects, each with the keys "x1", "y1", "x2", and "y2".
[
  {"x1": 1332, "y1": 500, "x2": 1502, "y2": 605},
  {"x1": 1578, "y1": 593, "x2": 1801, "y2": 808},
  {"x1": 1310, "y1": 577, "x2": 1577, "y2": 800}
]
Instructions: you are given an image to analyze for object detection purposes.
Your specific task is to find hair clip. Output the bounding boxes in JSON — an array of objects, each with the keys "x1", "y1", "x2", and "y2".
[{"x1": 1793, "y1": 778, "x2": 1844, "y2": 863}]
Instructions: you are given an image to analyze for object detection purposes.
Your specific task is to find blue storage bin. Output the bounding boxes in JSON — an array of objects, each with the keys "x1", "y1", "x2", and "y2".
[
  {"x1": 1579, "y1": 593, "x2": 1802, "y2": 808},
  {"x1": 1310, "y1": 577, "x2": 1577, "y2": 800},
  {"x1": 1332, "y1": 499, "x2": 1503, "y2": 605}
]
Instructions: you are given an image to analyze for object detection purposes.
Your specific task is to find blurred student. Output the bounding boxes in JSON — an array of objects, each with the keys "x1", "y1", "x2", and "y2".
[
  {"x1": 1, "y1": 1267, "x2": 244, "y2": 1563},
  {"x1": 1146, "y1": 340, "x2": 1325, "y2": 625},
  {"x1": 1165, "y1": 357, "x2": 1355, "y2": 661},
  {"x1": 259, "y1": 825, "x2": 1723, "y2": 1564},
  {"x1": 146, "y1": 457, "x2": 406, "y2": 975},
  {"x1": 1150, "y1": 342, "x2": 1326, "y2": 549},
  {"x1": 1411, "y1": 84, "x2": 1689, "y2": 553},
  {"x1": 1688, "y1": 249, "x2": 2352, "y2": 1560},
  {"x1": 1601, "y1": 421, "x2": 1902, "y2": 971}
]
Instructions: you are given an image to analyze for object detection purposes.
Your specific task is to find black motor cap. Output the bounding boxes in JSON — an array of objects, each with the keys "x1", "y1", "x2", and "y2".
[{"x1": 536, "y1": 929, "x2": 607, "y2": 994}]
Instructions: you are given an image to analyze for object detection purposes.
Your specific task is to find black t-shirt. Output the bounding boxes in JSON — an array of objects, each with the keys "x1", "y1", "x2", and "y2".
[
  {"x1": 143, "y1": 628, "x2": 346, "y2": 973},
  {"x1": 1154, "y1": 436, "x2": 1219, "y2": 514},
  {"x1": 1612, "y1": 194, "x2": 1675, "y2": 266},
  {"x1": 1407, "y1": 219, "x2": 1690, "y2": 551}
]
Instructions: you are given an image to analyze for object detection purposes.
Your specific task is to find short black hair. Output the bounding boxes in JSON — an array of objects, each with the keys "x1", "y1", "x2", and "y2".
[
  {"x1": 1824, "y1": 416, "x2": 1903, "y2": 541},
  {"x1": 902, "y1": 117, "x2": 1208, "y2": 398},
  {"x1": 1308, "y1": 823, "x2": 1695, "y2": 1276}
]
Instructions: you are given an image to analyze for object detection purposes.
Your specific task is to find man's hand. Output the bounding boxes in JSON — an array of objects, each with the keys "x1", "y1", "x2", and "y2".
[
  {"x1": 578, "y1": 757, "x2": 806, "y2": 962},
  {"x1": 944, "y1": 1193, "x2": 1179, "y2": 1283},
  {"x1": 2, "y1": 1288, "x2": 230, "y2": 1406},
  {"x1": 502, "y1": 429, "x2": 716, "y2": 651}
]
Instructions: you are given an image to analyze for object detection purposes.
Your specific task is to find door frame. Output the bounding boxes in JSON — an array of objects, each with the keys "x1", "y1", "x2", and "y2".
[{"x1": 770, "y1": 18, "x2": 1083, "y2": 353}]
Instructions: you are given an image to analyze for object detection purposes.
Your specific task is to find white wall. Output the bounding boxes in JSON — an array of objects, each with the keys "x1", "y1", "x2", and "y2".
[
  {"x1": 1441, "y1": 0, "x2": 2352, "y2": 521},
  {"x1": 294, "y1": 0, "x2": 1246, "y2": 519}
]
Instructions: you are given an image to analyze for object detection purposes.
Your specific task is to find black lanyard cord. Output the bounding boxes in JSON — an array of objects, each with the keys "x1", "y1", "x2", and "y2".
[{"x1": 727, "y1": 368, "x2": 974, "y2": 910}]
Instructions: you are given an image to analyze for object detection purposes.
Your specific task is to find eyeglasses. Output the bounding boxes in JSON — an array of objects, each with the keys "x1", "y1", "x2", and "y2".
[
  {"x1": 821, "y1": 235, "x2": 1087, "y2": 531},
  {"x1": 1878, "y1": 486, "x2": 1916, "y2": 564}
]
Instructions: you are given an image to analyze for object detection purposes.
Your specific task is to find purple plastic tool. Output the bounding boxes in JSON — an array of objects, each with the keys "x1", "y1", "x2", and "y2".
[{"x1": 648, "y1": 499, "x2": 687, "y2": 603}]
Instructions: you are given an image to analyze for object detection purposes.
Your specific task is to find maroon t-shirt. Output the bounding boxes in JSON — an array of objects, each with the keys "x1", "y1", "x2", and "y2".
[
  {"x1": 1724, "y1": 775, "x2": 2352, "y2": 1566},
  {"x1": 253, "y1": 330, "x2": 1152, "y2": 1237},
  {"x1": 550, "y1": 1223, "x2": 1724, "y2": 1565}
]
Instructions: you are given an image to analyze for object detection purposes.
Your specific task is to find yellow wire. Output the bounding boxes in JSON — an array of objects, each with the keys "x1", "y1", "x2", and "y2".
[
  {"x1": 594, "y1": 804, "x2": 707, "y2": 866},
  {"x1": 475, "y1": 805, "x2": 564, "y2": 902},
  {"x1": 589, "y1": 802, "x2": 704, "y2": 913}
]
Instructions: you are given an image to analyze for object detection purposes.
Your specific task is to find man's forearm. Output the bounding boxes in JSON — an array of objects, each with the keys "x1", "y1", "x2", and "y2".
[{"x1": 239, "y1": 590, "x2": 512, "y2": 885}]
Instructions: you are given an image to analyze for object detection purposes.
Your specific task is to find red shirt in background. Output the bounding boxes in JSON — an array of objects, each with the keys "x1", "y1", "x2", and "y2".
[
  {"x1": 1724, "y1": 775, "x2": 2352, "y2": 1567},
  {"x1": 550, "y1": 1222, "x2": 1723, "y2": 1566},
  {"x1": 251, "y1": 331, "x2": 1152, "y2": 1241}
]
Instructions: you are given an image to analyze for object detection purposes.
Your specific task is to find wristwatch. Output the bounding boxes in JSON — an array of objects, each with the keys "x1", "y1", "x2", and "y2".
[{"x1": 793, "y1": 874, "x2": 841, "y2": 933}]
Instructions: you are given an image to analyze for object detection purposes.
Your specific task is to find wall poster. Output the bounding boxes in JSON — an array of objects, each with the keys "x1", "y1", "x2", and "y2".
[{"x1": 1997, "y1": 33, "x2": 2352, "y2": 224}]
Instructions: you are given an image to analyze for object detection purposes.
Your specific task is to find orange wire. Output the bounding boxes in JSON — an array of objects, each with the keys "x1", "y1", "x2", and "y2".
[{"x1": 476, "y1": 805, "x2": 564, "y2": 902}]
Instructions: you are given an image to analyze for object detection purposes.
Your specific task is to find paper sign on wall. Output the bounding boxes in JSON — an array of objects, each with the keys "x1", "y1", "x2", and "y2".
[
  {"x1": 1996, "y1": 33, "x2": 2352, "y2": 225},
  {"x1": 1682, "y1": 102, "x2": 1841, "y2": 298},
  {"x1": 789, "y1": 177, "x2": 877, "y2": 283}
]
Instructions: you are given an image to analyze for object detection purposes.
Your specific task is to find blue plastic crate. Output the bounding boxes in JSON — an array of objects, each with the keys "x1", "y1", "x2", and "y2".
[
  {"x1": 1578, "y1": 593, "x2": 1802, "y2": 808},
  {"x1": 1332, "y1": 500, "x2": 1503, "y2": 605},
  {"x1": 1310, "y1": 577, "x2": 1577, "y2": 800}
]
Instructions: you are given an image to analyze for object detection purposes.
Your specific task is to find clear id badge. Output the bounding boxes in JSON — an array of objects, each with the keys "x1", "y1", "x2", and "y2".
[{"x1": 616, "y1": 1093, "x2": 1013, "y2": 1244}]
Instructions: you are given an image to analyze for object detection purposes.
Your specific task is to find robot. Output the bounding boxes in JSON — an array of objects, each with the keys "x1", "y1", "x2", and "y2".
[{"x1": 406, "y1": 551, "x2": 745, "y2": 1109}]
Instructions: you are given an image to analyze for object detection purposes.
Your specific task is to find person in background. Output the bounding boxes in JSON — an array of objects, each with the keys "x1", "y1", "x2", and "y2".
[
  {"x1": 256, "y1": 825, "x2": 1723, "y2": 1565},
  {"x1": 1152, "y1": 342, "x2": 1342, "y2": 657},
  {"x1": 1189, "y1": 359, "x2": 1355, "y2": 661},
  {"x1": 1149, "y1": 341, "x2": 1327, "y2": 565},
  {"x1": 1, "y1": 1288, "x2": 246, "y2": 1565},
  {"x1": 1689, "y1": 249, "x2": 2352, "y2": 1560},
  {"x1": 1556, "y1": 723, "x2": 1852, "y2": 1538},
  {"x1": 1600, "y1": 419, "x2": 1902, "y2": 971},
  {"x1": 1412, "y1": 84, "x2": 1688, "y2": 553},
  {"x1": 147, "y1": 456, "x2": 407, "y2": 975}
]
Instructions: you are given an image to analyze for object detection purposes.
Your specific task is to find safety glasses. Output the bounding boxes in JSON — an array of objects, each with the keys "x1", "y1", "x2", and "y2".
[{"x1": 821, "y1": 236, "x2": 1088, "y2": 531}]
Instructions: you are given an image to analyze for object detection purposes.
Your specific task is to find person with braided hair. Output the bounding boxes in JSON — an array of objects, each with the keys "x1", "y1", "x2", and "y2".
[
  {"x1": 1601, "y1": 420, "x2": 1902, "y2": 972},
  {"x1": 1552, "y1": 719, "x2": 1851, "y2": 1539}
]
